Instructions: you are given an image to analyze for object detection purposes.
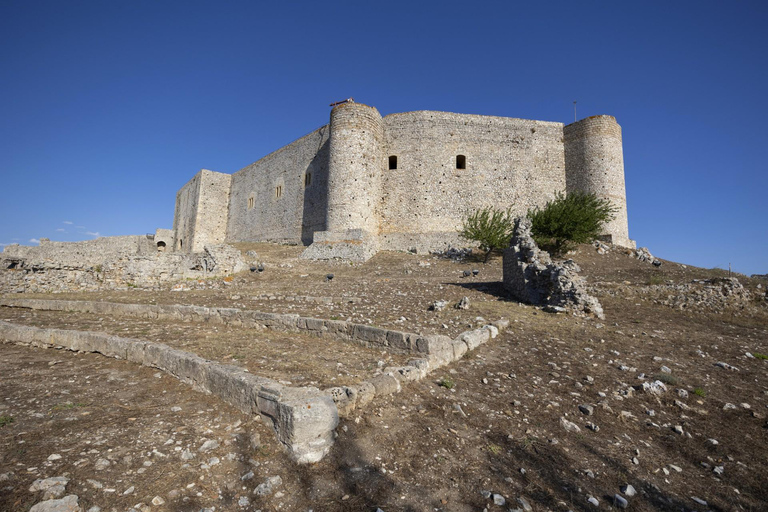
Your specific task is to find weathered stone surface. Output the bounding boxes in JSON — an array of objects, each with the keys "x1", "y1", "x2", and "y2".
[
  {"x1": 369, "y1": 374, "x2": 401, "y2": 396},
  {"x1": 502, "y1": 217, "x2": 605, "y2": 319},
  {"x1": 29, "y1": 495, "x2": 82, "y2": 512},
  {"x1": 0, "y1": 238, "x2": 245, "y2": 293}
]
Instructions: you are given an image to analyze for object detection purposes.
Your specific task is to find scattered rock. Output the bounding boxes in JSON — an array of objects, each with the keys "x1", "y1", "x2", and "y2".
[
  {"x1": 642, "y1": 380, "x2": 668, "y2": 395},
  {"x1": 621, "y1": 484, "x2": 636, "y2": 497},
  {"x1": 455, "y1": 297, "x2": 470, "y2": 310},
  {"x1": 29, "y1": 495, "x2": 81, "y2": 512},
  {"x1": 253, "y1": 475, "x2": 282, "y2": 496},
  {"x1": 429, "y1": 300, "x2": 448, "y2": 312},
  {"x1": 613, "y1": 494, "x2": 628, "y2": 508},
  {"x1": 560, "y1": 417, "x2": 581, "y2": 433},
  {"x1": 199, "y1": 439, "x2": 219, "y2": 452}
]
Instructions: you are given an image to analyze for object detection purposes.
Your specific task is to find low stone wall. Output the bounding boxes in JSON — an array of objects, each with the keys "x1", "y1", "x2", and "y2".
[
  {"x1": 0, "y1": 321, "x2": 337, "y2": 464},
  {"x1": 0, "y1": 298, "x2": 446, "y2": 355},
  {"x1": 0, "y1": 298, "x2": 511, "y2": 421},
  {"x1": 327, "y1": 319, "x2": 508, "y2": 417},
  {"x1": 0, "y1": 244, "x2": 246, "y2": 293}
]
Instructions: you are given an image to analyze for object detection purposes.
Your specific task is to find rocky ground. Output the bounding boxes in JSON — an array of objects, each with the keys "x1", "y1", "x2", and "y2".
[{"x1": 1, "y1": 243, "x2": 767, "y2": 512}]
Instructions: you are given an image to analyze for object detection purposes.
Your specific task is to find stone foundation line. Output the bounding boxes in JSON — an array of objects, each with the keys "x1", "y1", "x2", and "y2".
[
  {"x1": 0, "y1": 298, "x2": 443, "y2": 355},
  {"x1": 0, "y1": 301, "x2": 509, "y2": 460},
  {"x1": 0, "y1": 320, "x2": 336, "y2": 464}
]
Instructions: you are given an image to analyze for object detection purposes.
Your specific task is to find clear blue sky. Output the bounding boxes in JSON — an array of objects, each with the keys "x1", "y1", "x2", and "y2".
[{"x1": 2, "y1": 1, "x2": 766, "y2": 275}]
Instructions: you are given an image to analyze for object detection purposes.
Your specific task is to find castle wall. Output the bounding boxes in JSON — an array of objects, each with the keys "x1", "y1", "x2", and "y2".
[
  {"x1": 379, "y1": 111, "x2": 566, "y2": 252},
  {"x1": 564, "y1": 115, "x2": 632, "y2": 247},
  {"x1": 173, "y1": 169, "x2": 232, "y2": 253},
  {"x1": 226, "y1": 126, "x2": 330, "y2": 245}
]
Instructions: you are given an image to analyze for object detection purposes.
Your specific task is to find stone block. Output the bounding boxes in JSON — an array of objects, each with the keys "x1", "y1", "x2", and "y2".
[
  {"x1": 324, "y1": 319, "x2": 350, "y2": 337},
  {"x1": 271, "y1": 387, "x2": 338, "y2": 463},
  {"x1": 327, "y1": 386, "x2": 358, "y2": 417},
  {"x1": 386, "y1": 330, "x2": 411, "y2": 351},
  {"x1": 413, "y1": 334, "x2": 453, "y2": 355},
  {"x1": 204, "y1": 363, "x2": 259, "y2": 414},
  {"x1": 451, "y1": 338, "x2": 469, "y2": 360},
  {"x1": 369, "y1": 374, "x2": 401, "y2": 396},
  {"x1": 353, "y1": 324, "x2": 388, "y2": 345},
  {"x1": 355, "y1": 381, "x2": 376, "y2": 408},
  {"x1": 460, "y1": 328, "x2": 490, "y2": 350}
]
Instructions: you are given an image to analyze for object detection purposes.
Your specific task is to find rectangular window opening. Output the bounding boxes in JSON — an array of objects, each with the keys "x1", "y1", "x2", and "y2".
[
  {"x1": 304, "y1": 173, "x2": 311, "y2": 187},
  {"x1": 388, "y1": 155, "x2": 398, "y2": 170},
  {"x1": 456, "y1": 154, "x2": 466, "y2": 170}
]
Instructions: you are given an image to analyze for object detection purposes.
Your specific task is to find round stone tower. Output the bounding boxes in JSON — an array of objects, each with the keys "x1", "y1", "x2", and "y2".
[
  {"x1": 301, "y1": 102, "x2": 383, "y2": 261},
  {"x1": 564, "y1": 115, "x2": 633, "y2": 248},
  {"x1": 325, "y1": 102, "x2": 383, "y2": 235}
]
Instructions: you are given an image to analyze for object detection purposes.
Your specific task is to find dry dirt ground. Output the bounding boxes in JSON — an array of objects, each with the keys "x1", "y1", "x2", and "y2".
[{"x1": 1, "y1": 244, "x2": 767, "y2": 512}]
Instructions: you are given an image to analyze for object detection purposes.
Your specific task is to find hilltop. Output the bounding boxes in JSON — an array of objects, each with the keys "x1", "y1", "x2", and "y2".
[{"x1": 1, "y1": 243, "x2": 767, "y2": 512}]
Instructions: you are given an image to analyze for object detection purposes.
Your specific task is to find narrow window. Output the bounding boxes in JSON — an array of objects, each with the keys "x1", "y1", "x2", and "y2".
[
  {"x1": 275, "y1": 185, "x2": 283, "y2": 199},
  {"x1": 456, "y1": 155, "x2": 466, "y2": 170},
  {"x1": 156, "y1": 241, "x2": 166, "y2": 252},
  {"x1": 247, "y1": 196, "x2": 254, "y2": 209},
  {"x1": 388, "y1": 155, "x2": 398, "y2": 170},
  {"x1": 304, "y1": 173, "x2": 311, "y2": 187}
]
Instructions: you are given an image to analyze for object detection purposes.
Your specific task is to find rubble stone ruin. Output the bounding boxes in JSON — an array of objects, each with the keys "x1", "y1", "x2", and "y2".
[{"x1": 502, "y1": 217, "x2": 605, "y2": 319}]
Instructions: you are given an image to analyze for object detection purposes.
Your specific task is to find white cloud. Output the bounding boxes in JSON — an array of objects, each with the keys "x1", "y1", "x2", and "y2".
[
  {"x1": 85, "y1": 231, "x2": 100, "y2": 237},
  {"x1": 63, "y1": 221, "x2": 73, "y2": 225},
  {"x1": 29, "y1": 238, "x2": 40, "y2": 245},
  {"x1": 56, "y1": 228, "x2": 66, "y2": 232}
]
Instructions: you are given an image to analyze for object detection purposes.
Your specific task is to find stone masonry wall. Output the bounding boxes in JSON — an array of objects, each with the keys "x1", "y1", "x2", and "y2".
[
  {"x1": 193, "y1": 170, "x2": 232, "y2": 252},
  {"x1": 564, "y1": 115, "x2": 632, "y2": 247},
  {"x1": 324, "y1": 103, "x2": 384, "y2": 237},
  {"x1": 226, "y1": 126, "x2": 330, "y2": 245},
  {"x1": 379, "y1": 111, "x2": 566, "y2": 252},
  {"x1": 178, "y1": 106, "x2": 632, "y2": 259},
  {"x1": 2, "y1": 236, "x2": 154, "y2": 266},
  {"x1": 173, "y1": 172, "x2": 201, "y2": 252}
]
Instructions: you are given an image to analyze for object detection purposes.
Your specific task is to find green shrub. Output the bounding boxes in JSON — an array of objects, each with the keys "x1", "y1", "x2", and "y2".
[
  {"x1": 693, "y1": 387, "x2": 706, "y2": 397},
  {"x1": 754, "y1": 352, "x2": 768, "y2": 360},
  {"x1": 460, "y1": 207, "x2": 514, "y2": 262},
  {"x1": 438, "y1": 376, "x2": 455, "y2": 389},
  {"x1": 0, "y1": 415, "x2": 13, "y2": 428},
  {"x1": 528, "y1": 191, "x2": 617, "y2": 256},
  {"x1": 653, "y1": 373, "x2": 680, "y2": 386}
]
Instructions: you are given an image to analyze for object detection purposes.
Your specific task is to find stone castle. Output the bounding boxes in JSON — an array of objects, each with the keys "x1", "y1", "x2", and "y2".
[{"x1": 157, "y1": 101, "x2": 633, "y2": 261}]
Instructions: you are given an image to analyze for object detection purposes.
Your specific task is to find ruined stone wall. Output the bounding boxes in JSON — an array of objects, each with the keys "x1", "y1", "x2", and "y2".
[
  {"x1": 2, "y1": 236, "x2": 154, "y2": 266},
  {"x1": 379, "y1": 111, "x2": 566, "y2": 252},
  {"x1": 0, "y1": 242, "x2": 245, "y2": 293},
  {"x1": 564, "y1": 116, "x2": 632, "y2": 248},
  {"x1": 226, "y1": 126, "x2": 330, "y2": 245}
]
